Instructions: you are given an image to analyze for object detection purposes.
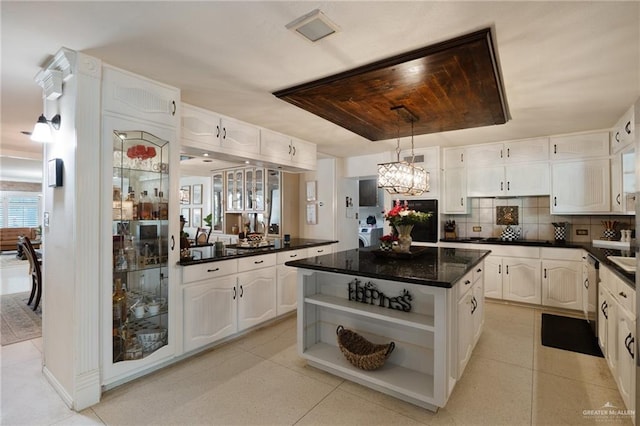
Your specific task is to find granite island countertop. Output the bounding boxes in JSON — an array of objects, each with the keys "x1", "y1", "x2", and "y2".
[
  {"x1": 179, "y1": 238, "x2": 337, "y2": 266},
  {"x1": 285, "y1": 247, "x2": 491, "y2": 288}
]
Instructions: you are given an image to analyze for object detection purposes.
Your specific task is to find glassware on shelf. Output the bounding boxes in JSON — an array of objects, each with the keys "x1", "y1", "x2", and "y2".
[
  {"x1": 115, "y1": 249, "x2": 128, "y2": 271},
  {"x1": 139, "y1": 190, "x2": 153, "y2": 220}
]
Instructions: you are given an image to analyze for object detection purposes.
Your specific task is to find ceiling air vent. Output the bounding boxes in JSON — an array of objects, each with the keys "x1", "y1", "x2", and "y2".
[
  {"x1": 404, "y1": 155, "x2": 425, "y2": 163},
  {"x1": 286, "y1": 9, "x2": 339, "y2": 42}
]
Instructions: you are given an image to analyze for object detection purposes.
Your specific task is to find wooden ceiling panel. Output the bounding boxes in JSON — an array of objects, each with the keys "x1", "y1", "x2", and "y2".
[{"x1": 273, "y1": 28, "x2": 509, "y2": 141}]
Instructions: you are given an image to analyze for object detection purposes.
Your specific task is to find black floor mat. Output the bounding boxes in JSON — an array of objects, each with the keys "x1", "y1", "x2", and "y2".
[{"x1": 541, "y1": 313, "x2": 603, "y2": 357}]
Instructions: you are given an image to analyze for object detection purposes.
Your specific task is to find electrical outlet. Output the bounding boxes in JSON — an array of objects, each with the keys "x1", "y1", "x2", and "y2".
[
  {"x1": 472, "y1": 226, "x2": 482, "y2": 232},
  {"x1": 576, "y1": 229, "x2": 588, "y2": 236}
]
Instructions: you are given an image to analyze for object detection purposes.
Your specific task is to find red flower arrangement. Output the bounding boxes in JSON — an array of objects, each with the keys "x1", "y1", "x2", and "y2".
[{"x1": 383, "y1": 200, "x2": 431, "y2": 227}]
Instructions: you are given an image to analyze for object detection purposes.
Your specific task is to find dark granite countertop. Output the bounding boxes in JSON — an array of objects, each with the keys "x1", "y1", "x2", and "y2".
[
  {"x1": 179, "y1": 238, "x2": 337, "y2": 266},
  {"x1": 285, "y1": 247, "x2": 491, "y2": 288},
  {"x1": 440, "y1": 238, "x2": 635, "y2": 289}
]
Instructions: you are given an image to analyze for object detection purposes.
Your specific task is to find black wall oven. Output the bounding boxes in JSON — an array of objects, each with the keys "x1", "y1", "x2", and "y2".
[{"x1": 400, "y1": 199, "x2": 438, "y2": 243}]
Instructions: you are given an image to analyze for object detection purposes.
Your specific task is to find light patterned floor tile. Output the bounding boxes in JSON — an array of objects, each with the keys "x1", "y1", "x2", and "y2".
[{"x1": 532, "y1": 370, "x2": 633, "y2": 425}]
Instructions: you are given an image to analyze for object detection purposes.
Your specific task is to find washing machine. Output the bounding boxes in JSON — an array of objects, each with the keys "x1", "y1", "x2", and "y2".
[{"x1": 358, "y1": 227, "x2": 383, "y2": 248}]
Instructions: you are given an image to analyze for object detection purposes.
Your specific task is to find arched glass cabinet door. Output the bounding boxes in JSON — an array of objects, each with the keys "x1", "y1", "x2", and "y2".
[{"x1": 111, "y1": 130, "x2": 170, "y2": 363}]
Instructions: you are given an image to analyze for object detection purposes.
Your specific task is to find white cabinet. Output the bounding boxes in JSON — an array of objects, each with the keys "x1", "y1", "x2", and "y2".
[
  {"x1": 550, "y1": 131, "x2": 610, "y2": 159},
  {"x1": 611, "y1": 147, "x2": 636, "y2": 214},
  {"x1": 551, "y1": 158, "x2": 610, "y2": 213},
  {"x1": 484, "y1": 255, "x2": 541, "y2": 304},
  {"x1": 276, "y1": 249, "x2": 308, "y2": 316},
  {"x1": 183, "y1": 275, "x2": 238, "y2": 352},
  {"x1": 611, "y1": 105, "x2": 635, "y2": 154},
  {"x1": 260, "y1": 130, "x2": 317, "y2": 171},
  {"x1": 467, "y1": 163, "x2": 549, "y2": 197},
  {"x1": 181, "y1": 103, "x2": 221, "y2": 150},
  {"x1": 616, "y1": 307, "x2": 636, "y2": 416},
  {"x1": 502, "y1": 258, "x2": 541, "y2": 304},
  {"x1": 102, "y1": 66, "x2": 179, "y2": 127},
  {"x1": 443, "y1": 168, "x2": 468, "y2": 214},
  {"x1": 457, "y1": 269, "x2": 484, "y2": 378},
  {"x1": 237, "y1": 266, "x2": 277, "y2": 331},
  {"x1": 220, "y1": 117, "x2": 260, "y2": 155},
  {"x1": 465, "y1": 138, "x2": 549, "y2": 167},
  {"x1": 541, "y1": 260, "x2": 582, "y2": 311},
  {"x1": 443, "y1": 147, "x2": 465, "y2": 168}
]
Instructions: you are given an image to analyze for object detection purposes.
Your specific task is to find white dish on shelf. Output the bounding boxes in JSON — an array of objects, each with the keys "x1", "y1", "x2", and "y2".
[
  {"x1": 606, "y1": 256, "x2": 636, "y2": 273},
  {"x1": 136, "y1": 328, "x2": 167, "y2": 343}
]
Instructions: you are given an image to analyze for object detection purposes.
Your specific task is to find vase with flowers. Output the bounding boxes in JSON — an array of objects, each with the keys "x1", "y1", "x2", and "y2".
[{"x1": 383, "y1": 200, "x2": 432, "y2": 253}]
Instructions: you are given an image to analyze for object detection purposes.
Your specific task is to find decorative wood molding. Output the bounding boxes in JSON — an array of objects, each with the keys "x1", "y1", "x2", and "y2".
[{"x1": 35, "y1": 48, "x2": 76, "y2": 99}]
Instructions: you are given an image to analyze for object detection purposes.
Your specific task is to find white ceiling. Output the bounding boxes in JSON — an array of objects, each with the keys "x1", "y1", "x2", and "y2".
[{"x1": 1, "y1": 1, "x2": 639, "y2": 176}]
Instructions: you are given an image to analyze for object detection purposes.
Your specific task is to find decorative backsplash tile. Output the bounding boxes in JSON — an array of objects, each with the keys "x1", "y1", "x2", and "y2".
[{"x1": 496, "y1": 206, "x2": 519, "y2": 225}]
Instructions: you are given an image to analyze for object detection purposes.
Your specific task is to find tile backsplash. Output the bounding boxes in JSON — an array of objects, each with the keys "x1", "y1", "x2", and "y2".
[{"x1": 442, "y1": 196, "x2": 635, "y2": 243}]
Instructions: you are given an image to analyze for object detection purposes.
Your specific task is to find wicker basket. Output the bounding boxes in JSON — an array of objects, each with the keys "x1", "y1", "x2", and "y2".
[{"x1": 336, "y1": 325, "x2": 395, "y2": 371}]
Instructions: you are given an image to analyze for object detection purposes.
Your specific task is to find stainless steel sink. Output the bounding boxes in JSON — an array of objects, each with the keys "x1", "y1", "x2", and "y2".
[{"x1": 606, "y1": 256, "x2": 636, "y2": 273}]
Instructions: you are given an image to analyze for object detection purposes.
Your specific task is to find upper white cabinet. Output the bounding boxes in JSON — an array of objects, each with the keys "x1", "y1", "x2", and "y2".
[
  {"x1": 220, "y1": 117, "x2": 260, "y2": 155},
  {"x1": 260, "y1": 129, "x2": 317, "y2": 171},
  {"x1": 443, "y1": 147, "x2": 465, "y2": 168},
  {"x1": 443, "y1": 167, "x2": 468, "y2": 214},
  {"x1": 551, "y1": 158, "x2": 610, "y2": 213},
  {"x1": 181, "y1": 103, "x2": 221, "y2": 149},
  {"x1": 467, "y1": 163, "x2": 549, "y2": 197},
  {"x1": 103, "y1": 66, "x2": 179, "y2": 127},
  {"x1": 550, "y1": 131, "x2": 610, "y2": 160},
  {"x1": 611, "y1": 104, "x2": 635, "y2": 154},
  {"x1": 181, "y1": 103, "x2": 317, "y2": 171},
  {"x1": 465, "y1": 137, "x2": 549, "y2": 167}
]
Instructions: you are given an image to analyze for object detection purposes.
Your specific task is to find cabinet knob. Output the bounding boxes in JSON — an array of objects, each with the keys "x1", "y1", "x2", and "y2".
[
  {"x1": 233, "y1": 287, "x2": 236, "y2": 300},
  {"x1": 465, "y1": 279, "x2": 471, "y2": 285},
  {"x1": 223, "y1": 127, "x2": 227, "y2": 139},
  {"x1": 619, "y1": 291, "x2": 627, "y2": 299},
  {"x1": 625, "y1": 121, "x2": 631, "y2": 135},
  {"x1": 207, "y1": 267, "x2": 220, "y2": 273},
  {"x1": 476, "y1": 268, "x2": 482, "y2": 273},
  {"x1": 553, "y1": 144, "x2": 557, "y2": 154},
  {"x1": 171, "y1": 100, "x2": 176, "y2": 116},
  {"x1": 216, "y1": 125, "x2": 220, "y2": 138},
  {"x1": 254, "y1": 260, "x2": 264, "y2": 264},
  {"x1": 615, "y1": 131, "x2": 620, "y2": 142},
  {"x1": 616, "y1": 194, "x2": 621, "y2": 205},
  {"x1": 240, "y1": 285, "x2": 244, "y2": 297}
]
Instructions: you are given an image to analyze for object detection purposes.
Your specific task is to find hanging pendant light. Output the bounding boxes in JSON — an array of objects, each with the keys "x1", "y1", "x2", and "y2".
[{"x1": 377, "y1": 106, "x2": 429, "y2": 195}]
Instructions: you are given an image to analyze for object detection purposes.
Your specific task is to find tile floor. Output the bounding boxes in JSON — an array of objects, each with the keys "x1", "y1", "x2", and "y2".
[{"x1": 0, "y1": 286, "x2": 633, "y2": 425}]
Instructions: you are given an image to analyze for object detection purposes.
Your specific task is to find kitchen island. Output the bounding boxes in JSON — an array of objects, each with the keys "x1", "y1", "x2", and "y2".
[{"x1": 286, "y1": 247, "x2": 490, "y2": 411}]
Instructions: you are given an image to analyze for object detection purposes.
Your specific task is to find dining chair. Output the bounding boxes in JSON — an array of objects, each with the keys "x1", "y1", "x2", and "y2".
[{"x1": 20, "y1": 236, "x2": 42, "y2": 311}]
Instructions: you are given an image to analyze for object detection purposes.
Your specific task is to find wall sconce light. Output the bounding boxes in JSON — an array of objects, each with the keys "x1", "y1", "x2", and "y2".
[{"x1": 30, "y1": 114, "x2": 61, "y2": 143}]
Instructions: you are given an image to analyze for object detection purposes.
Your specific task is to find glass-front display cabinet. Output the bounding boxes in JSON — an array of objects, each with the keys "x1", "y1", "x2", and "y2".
[{"x1": 111, "y1": 130, "x2": 170, "y2": 364}]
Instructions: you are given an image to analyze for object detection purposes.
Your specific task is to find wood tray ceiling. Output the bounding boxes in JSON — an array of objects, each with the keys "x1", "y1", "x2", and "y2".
[{"x1": 273, "y1": 28, "x2": 509, "y2": 141}]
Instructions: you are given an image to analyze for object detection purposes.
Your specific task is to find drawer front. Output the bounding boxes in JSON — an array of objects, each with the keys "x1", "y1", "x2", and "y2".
[
  {"x1": 238, "y1": 253, "x2": 276, "y2": 272},
  {"x1": 457, "y1": 270, "x2": 474, "y2": 299},
  {"x1": 182, "y1": 259, "x2": 238, "y2": 284},
  {"x1": 307, "y1": 244, "x2": 334, "y2": 257},
  {"x1": 276, "y1": 249, "x2": 307, "y2": 265},
  {"x1": 615, "y1": 277, "x2": 636, "y2": 315},
  {"x1": 472, "y1": 261, "x2": 484, "y2": 283}
]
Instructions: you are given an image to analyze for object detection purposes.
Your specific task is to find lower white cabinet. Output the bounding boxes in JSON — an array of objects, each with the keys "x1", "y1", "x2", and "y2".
[
  {"x1": 483, "y1": 255, "x2": 503, "y2": 298},
  {"x1": 599, "y1": 264, "x2": 636, "y2": 417},
  {"x1": 183, "y1": 275, "x2": 237, "y2": 353},
  {"x1": 498, "y1": 257, "x2": 541, "y2": 304},
  {"x1": 457, "y1": 271, "x2": 484, "y2": 378},
  {"x1": 276, "y1": 249, "x2": 308, "y2": 316},
  {"x1": 541, "y1": 260, "x2": 582, "y2": 310},
  {"x1": 237, "y1": 267, "x2": 277, "y2": 331},
  {"x1": 616, "y1": 307, "x2": 636, "y2": 416}
]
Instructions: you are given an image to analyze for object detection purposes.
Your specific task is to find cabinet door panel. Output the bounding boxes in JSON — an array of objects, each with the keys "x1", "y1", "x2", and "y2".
[
  {"x1": 292, "y1": 138, "x2": 317, "y2": 170},
  {"x1": 616, "y1": 310, "x2": 635, "y2": 412},
  {"x1": 457, "y1": 293, "x2": 473, "y2": 379},
  {"x1": 220, "y1": 118, "x2": 260, "y2": 155},
  {"x1": 484, "y1": 256, "x2": 503, "y2": 299},
  {"x1": 183, "y1": 276, "x2": 237, "y2": 352},
  {"x1": 465, "y1": 143, "x2": 503, "y2": 167},
  {"x1": 443, "y1": 168, "x2": 468, "y2": 214},
  {"x1": 542, "y1": 260, "x2": 582, "y2": 310},
  {"x1": 261, "y1": 130, "x2": 292, "y2": 164},
  {"x1": 550, "y1": 132, "x2": 610, "y2": 159},
  {"x1": 237, "y1": 268, "x2": 277, "y2": 330},
  {"x1": 277, "y1": 264, "x2": 298, "y2": 315},
  {"x1": 506, "y1": 163, "x2": 549, "y2": 196},
  {"x1": 505, "y1": 137, "x2": 549, "y2": 162},
  {"x1": 503, "y1": 258, "x2": 541, "y2": 304},
  {"x1": 551, "y1": 159, "x2": 610, "y2": 213},
  {"x1": 181, "y1": 104, "x2": 220, "y2": 149},
  {"x1": 443, "y1": 147, "x2": 465, "y2": 168},
  {"x1": 102, "y1": 66, "x2": 178, "y2": 126},
  {"x1": 467, "y1": 166, "x2": 504, "y2": 197}
]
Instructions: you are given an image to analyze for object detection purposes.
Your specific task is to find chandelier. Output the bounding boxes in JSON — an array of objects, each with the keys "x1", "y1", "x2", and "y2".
[{"x1": 377, "y1": 106, "x2": 429, "y2": 196}]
